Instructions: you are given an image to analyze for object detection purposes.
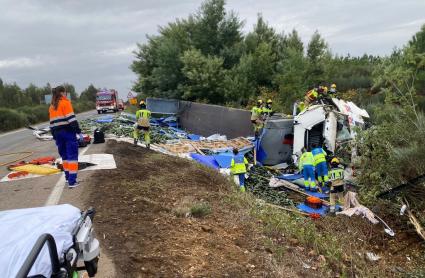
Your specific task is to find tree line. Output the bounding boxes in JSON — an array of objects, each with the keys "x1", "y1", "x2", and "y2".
[
  {"x1": 0, "y1": 81, "x2": 98, "y2": 131},
  {"x1": 131, "y1": 0, "x2": 425, "y2": 206},
  {"x1": 131, "y1": 0, "x2": 383, "y2": 112}
]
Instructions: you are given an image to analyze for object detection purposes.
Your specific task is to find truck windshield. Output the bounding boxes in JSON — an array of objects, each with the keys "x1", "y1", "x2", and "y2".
[{"x1": 96, "y1": 94, "x2": 112, "y2": 101}]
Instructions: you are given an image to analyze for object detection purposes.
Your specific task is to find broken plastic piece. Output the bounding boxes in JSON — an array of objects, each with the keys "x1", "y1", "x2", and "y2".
[{"x1": 400, "y1": 204, "x2": 407, "y2": 216}]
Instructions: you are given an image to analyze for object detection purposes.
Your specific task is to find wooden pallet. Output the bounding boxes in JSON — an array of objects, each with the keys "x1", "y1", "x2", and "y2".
[{"x1": 156, "y1": 137, "x2": 253, "y2": 154}]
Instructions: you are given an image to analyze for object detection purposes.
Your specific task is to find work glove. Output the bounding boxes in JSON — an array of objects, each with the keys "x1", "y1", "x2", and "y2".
[{"x1": 78, "y1": 133, "x2": 84, "y2": 142}]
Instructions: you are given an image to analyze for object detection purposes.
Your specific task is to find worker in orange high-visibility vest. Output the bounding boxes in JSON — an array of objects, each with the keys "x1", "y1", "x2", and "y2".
[{"x1": 49, "y1": 85, "x2": 83, "y2": 188}]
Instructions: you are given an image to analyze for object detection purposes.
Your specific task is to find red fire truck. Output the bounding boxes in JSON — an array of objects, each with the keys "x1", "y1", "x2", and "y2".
[{"x1": 96, "y1": 89, "x2": 119, "y2": 114}]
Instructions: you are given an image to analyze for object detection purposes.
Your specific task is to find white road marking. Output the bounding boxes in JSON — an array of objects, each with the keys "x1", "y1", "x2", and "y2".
[{"x1": 44, "y1": 145, "x2": 90, "y2": 206}]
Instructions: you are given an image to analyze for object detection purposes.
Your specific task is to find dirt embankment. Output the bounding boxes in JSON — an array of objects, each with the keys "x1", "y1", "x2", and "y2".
[
  {"x1": 85, "y1": 141, "x2": 301, "y2": 277},
  {"x1": 84, "y1": 141, "x2": 424, "y2": 277}
]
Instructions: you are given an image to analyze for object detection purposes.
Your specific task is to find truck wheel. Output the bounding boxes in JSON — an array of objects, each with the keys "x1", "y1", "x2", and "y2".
[
  {"x1": 85, "y1": 257, "x2": 98, "y2": 277},
  {"x1": 97, "y1": 110, "x2": 101, "y2": 114}
]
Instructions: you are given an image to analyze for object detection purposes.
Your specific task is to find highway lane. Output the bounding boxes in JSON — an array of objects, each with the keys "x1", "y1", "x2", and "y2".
[
  {"x1": 0, "y1": 109, "x2": 100, "y2": 210},
  {"x1": 0, "y1": 109, "x2": 118, "y2": 276}
]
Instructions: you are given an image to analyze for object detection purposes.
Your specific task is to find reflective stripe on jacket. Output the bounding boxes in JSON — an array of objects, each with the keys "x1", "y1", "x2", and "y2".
[
  {"x1": 312, "y1": 147, "x2": 327, "y2": 165},
  {"x1": 49, "y1": 96, "x2": 80, "y2": 134},
  {"x1": 136, "y1": 109, "x2": 151, "y2": 119},
  {"x1": 299, "y1": 152, "x2": 314, "y2": 171},
  {"x1": 230, "y1": 155, "x2": 248, "y2": 174},
  {"x1": 329, "y1": 166, "x2": 344, "y2": 185}
]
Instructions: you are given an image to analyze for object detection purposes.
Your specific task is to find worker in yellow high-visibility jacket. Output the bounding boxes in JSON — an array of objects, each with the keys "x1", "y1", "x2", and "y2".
[
  {"x1": 230, "y1": 148, "x2": 249, "y2": 192},
  {"x1": 298, "y1": 147, "x2": 317, "y2": 191},
  {"x1": 312, "y1": 143, "x2": 329, "y2": 187},
  {"x1": 262, "y1": 99, "x2": 274, "y2": 118},
  {"x1": 251, "y1": 99, "x2": 264, "y2": 138},
  {"x1": 329, "y1": 157, "x2": 345, "y2": 213},
  {"x1": 134, "y1": 100, "x2": 151, "y2": 148}
]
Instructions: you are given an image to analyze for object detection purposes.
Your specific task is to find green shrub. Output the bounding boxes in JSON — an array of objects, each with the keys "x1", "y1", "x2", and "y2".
[
  {"x1": 0, "y1": 108, "x2": 28, "y2": 131},
  {"x1": 190, "y1": 202, "x2": 211, "y2": 218},
  {"x1": 17, "y1": 105, "x2": 49, "y2": 124},
  {"x1": 72, "y1": 101, "x2": 95, "y2": 113}
]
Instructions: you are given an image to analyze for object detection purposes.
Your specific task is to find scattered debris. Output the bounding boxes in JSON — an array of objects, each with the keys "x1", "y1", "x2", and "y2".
[
  {"x1": 338, "y1": 192, "x2": 395, "y2": 236},
  {"x1": 1, "y1": 154, "x2": 116, "y2": 182},
  {"x1": 402, "y1": 198, "x2": 425, "y2": 241},
  {"x1": 337, "y1": 192, "x2": 379, "y2": 224},
  {"x1": 7, "y1": 171, "x2": 29, "y2": 179},
  {"x1": 366, "y1": 252, "x2": 381, "y2": 262},
  {"x1": 10, "y1": 164, "x2": 61, "y2": 175}
]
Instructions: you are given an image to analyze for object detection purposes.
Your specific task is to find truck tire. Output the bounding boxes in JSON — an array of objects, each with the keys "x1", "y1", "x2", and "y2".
[{"x1": 97, "y1": 110, "x2": 101, "y2": 114}]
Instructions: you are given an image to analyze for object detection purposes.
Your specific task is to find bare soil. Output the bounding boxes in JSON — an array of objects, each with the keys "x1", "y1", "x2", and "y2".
[
  {"x1": 84, "y1": 141, "x2": 424, "y2": 277},
  {"x1": 85, "y1": 141, "x2": 311, "y2": 277}
]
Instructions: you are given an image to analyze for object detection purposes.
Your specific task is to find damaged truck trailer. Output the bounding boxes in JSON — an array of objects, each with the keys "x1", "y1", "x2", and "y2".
[{"x1": 145, "y1": 97, "x2": 369, "y2": 166}]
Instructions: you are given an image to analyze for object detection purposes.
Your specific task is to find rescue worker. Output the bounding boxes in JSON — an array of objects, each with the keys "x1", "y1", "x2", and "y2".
[
  {"x1": 304, "y1": 88, "x2": 318, "y2": 106},
  {"x1": 329, "y1": 83, "x2": 337, "y2": 96},
  {"x1": 294, "y1": 101, "x2": 306, "y2": 115},
  {"x1": 134, "y1": 100, "x2": 151, "y2": 148},
  {"x1": 298, "y1": 147, "x2": 317, "y2": 191},
  {"x1": 311, "y1": 143, "x2": 329, "y2": 188},
  {"x1": 251, "y1": 99, "x2": 264, "y2": 138},
  {"x1": 328, "y1": 157, "x2": 345, "y2": 213},
  {"x1": 230, "y1": 148, "x2": 249, "y2": 192},
  {"x1": 49, "y1": 85, "x2": 82, "y2": 188},
  {"x1": 262, "y1": 99, "x2": 274, "y2": 118},
  {"x1": 322, "y1": 86, "x2": 329, "y2": 97}
]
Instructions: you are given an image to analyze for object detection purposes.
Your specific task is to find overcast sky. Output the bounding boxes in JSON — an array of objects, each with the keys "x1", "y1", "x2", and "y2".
[{"x1": 0, "y1": 0, "x2": 424, "y2": 98}]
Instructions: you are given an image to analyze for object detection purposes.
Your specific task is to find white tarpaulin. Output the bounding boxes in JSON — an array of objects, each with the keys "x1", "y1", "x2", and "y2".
[{"x1": 0, "y1": 204, "x2": 81, "y2": 277}]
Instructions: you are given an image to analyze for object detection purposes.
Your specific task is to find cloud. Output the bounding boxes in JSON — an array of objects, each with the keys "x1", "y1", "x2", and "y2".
[
  {"x1": 0, "y1": 56, "x2": 51, "y2": 69},
  {"x1": 98, "y1": 45, "x2": 137, "y2": 57},
  {"x1": 0, "y1": 0, "x2": 424, "y2": 97}
]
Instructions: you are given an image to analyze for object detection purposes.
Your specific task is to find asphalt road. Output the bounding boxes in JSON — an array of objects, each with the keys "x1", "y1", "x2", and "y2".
[
  {"x1": 0, "y1": 109, "x2": 98, "y2": 210},
  {"x1": 0, "y1": 109, "x2": 118, "y2": 276}
]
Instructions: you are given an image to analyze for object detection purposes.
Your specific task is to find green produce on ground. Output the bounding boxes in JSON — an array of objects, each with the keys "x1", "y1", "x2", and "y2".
[
  {"x1": 246, "y1": 165, "x2": 293, "y2": 207},
  {"x1": 79, "y1": 115, "x2": 184, "y2": 144}
]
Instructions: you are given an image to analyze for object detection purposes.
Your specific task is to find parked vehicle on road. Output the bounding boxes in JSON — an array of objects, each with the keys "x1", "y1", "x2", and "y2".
[
  {"x1": 117, "y1": 99, "x2": 125, "y2": 110},
  {"x1": 96, "y1": 89, "x2": 119, "y2": 114}
]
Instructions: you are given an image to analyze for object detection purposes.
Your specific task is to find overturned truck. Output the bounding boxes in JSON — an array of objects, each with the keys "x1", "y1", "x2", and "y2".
[
  {"x1": 258, "y1": 98, "x2": 370, "y2": 165},
  {"x1": 145, "y1": 97, "x2": 369, "y2": 166}
]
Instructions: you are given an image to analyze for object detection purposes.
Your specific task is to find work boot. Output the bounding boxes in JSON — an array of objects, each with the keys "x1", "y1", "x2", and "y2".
[
  {"x1": 147, "y1": 143, "x2": 150, "y2": 149},
  {"x1": 133, "y1": 138, "x2": 138, "y2": 146},
  {"x1": 68, "y1": 181, "x2": 80, "y2": 189},
  {"x1": 240, "y1": 186, "x2": 246, "y2": 192}
]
